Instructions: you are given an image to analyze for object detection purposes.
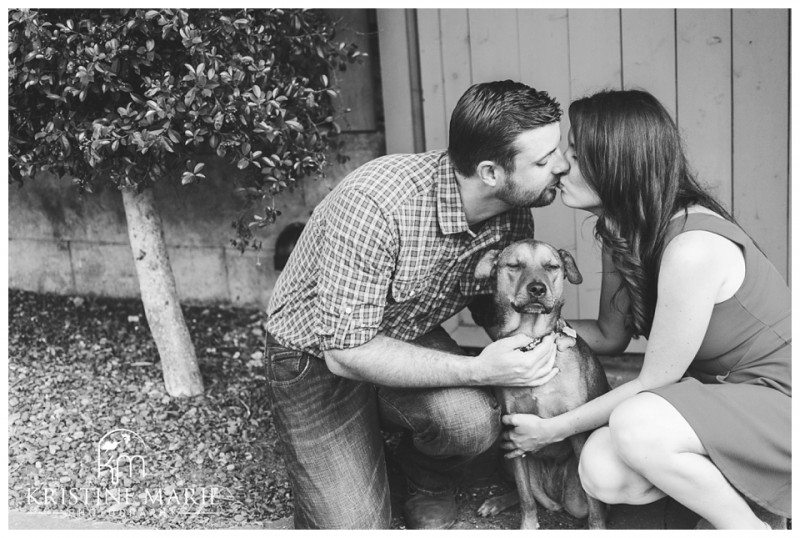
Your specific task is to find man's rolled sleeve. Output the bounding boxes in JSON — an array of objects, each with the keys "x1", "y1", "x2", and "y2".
[{"x1": 315, "y1": 188, "x2": 396, "y2": 352}]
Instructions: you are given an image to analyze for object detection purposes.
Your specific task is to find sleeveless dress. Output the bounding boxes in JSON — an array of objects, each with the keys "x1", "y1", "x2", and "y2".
[{"x1": 647, "y1": 213, "x2": 791, "y2": 517}]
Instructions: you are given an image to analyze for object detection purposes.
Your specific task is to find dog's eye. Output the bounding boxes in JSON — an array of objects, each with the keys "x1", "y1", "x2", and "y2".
[
  {"x1": 546, "y1": 263, "x2": 561, "y2": 271},
  {"x1": 504, "y1": 262, "x2": 520, "y2": 269}
]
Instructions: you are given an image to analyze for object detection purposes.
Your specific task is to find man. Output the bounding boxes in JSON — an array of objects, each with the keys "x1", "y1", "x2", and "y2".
[{"x1": 265, "y1": 80, "x2": 570, "y2": 529}]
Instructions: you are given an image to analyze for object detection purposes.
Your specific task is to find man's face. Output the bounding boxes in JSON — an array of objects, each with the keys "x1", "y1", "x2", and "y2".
[{"x1": 497, "y1": 123, "x2": 569, "y2": 208}]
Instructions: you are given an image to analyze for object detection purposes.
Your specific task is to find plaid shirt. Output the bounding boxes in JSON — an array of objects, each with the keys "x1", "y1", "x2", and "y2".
[{"x1": 266, "y1": 150, "x2": 534, "y2": 358}]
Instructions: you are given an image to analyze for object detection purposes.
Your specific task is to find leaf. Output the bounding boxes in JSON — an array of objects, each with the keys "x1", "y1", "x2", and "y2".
[
  {"x1": 237, "y1": 158, "x2": 249, "y2": 170},
  {"x1": 285, "y1": 120, "x2": 303, "y2": 132},
  {"x1": 193, "y1": 162, "x2": 205, "y2": 173}
]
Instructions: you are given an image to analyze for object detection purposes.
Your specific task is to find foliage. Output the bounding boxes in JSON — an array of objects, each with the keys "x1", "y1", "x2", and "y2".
[{"x1": 8, "y1": 8, "x2": 362, "y2": 250}]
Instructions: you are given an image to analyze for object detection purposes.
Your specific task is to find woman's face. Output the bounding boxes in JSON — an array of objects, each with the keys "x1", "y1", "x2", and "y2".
[{"x1": 560, "y1": 129, "x2": 603, "y2": 213}]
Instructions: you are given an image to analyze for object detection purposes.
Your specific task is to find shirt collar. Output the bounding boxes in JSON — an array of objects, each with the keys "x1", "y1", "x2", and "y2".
[{"x1": 436, "y1": 153, "x2": 472, "y2": 236}]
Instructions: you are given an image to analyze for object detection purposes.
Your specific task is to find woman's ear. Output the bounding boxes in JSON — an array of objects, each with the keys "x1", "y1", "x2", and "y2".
[{"x1": 476, "y1": 160, "x2": 504, "y2": 188}]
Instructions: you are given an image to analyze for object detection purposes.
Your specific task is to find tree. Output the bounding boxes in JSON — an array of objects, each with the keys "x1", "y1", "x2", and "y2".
[{"x1": 9, "y1": 8, "x2": 361, "y2": 396}]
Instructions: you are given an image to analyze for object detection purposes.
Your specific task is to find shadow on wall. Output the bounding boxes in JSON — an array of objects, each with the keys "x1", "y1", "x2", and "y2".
[{"x1": 8, "y1": 133, "x2": 384, "y2": 308}]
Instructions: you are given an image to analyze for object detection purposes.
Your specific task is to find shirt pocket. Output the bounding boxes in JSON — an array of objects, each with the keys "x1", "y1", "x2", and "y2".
[
  {"x1": 389, "y1": 243, "x2": 443, "y2": 303},
  {"x1": 389, "y1": 277, "x2": 430, "y2": 304}
]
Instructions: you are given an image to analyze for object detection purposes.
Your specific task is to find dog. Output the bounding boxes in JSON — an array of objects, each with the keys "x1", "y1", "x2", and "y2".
[{"x1": 472, "y1": 239, "x2": 610, "y2": 530}]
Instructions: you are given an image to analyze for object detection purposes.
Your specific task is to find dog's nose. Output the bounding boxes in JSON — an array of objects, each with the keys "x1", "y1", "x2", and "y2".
[{"x1": 527, "y1": 282, "x2": 546, "y2": 297}]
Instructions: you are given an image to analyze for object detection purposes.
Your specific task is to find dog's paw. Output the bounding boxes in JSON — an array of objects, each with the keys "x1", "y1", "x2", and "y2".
[
  {"x1": 477, "y1": 497, "x2": 507, "y2": 518},
  {"x1": 477, "y1": 491, "x2": 519, "y2": 517}
]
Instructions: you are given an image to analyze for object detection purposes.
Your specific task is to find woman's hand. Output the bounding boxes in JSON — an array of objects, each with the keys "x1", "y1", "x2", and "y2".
[{"x1": 500, "y1": 413, "x2": 562, "y2": 458}]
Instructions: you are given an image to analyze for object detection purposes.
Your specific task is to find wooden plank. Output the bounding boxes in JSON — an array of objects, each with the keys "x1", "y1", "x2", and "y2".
[
  {"x1": 468, "y1": 9, "x2": 521, "y2": 82},
  {"x1": 517, "y1": 8, "x2": 580, "y2": 318},
  {"x1": 676, "y1": 9, "x2": 733, "y2": 211},
  {"x1": 440, "y1": 9, "x2": 472, "y2": 131},
  {"x1": 621, "y1": 9, "x2": 677, "y2": 116},
  {"x1": 568, "y1": 9, "x2": 622, "y2": 99},
  {"x1": 416, "y1": 9, "x2": 448, "y2": 151},
  {"x1": 325, "y1": 9, "x2": 378, "y2": 131},
  {"x1": 377, "y1": 9, "x2": 415, "y2": 154},
  {"x1": 732, "y1": 9, "x2": 790, "y2": 280},
  {"x1": 567, "y1": 8, "x2": 622, "y2": 322}
]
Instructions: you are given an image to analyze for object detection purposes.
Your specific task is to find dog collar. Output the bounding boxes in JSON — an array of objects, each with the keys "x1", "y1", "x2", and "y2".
[{"x1": 517, "y1": 319, "x2": 577, "y2": 352}]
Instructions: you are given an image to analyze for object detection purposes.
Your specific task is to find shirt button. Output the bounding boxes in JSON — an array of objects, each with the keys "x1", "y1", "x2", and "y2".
[{"x1": 344, "y1": 307, "x2": 352, "y2": 314}]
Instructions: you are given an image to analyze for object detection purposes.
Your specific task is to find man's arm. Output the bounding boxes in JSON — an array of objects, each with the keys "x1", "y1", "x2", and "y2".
[{"x1": 324, "y1": 333, "x2": 560, "y2": 388}]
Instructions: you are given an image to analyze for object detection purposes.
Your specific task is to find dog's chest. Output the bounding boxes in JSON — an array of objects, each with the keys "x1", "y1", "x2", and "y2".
[{"x1": 496, "y1": 381, "x2": 570, "y2": 419}]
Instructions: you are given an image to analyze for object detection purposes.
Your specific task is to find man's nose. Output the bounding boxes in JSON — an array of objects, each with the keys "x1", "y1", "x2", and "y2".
[{"x1": 552, "y1": 148, "x2": 569, "y2": 175}]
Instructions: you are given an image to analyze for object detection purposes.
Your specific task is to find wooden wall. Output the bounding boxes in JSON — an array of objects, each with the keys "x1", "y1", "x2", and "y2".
[{"x1": 381, "y1": 9, "x2": 790, "y2": 349}]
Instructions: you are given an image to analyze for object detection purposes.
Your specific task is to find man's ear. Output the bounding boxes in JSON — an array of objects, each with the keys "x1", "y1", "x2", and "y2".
[
  {"x1": 476, "y1": 161, "x2": 504, "y2": 188},
  {"x1": 474, "y1": 249, "x2": 500, "y2": 280},
  {"x1": 558, "y1": 249, "x2": 583, "y2": 284}
]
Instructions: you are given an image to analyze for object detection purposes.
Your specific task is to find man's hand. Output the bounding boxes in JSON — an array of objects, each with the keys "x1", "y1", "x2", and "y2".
[{"x1": 475, "y1": 333, "x2": 559, "y2": 387}]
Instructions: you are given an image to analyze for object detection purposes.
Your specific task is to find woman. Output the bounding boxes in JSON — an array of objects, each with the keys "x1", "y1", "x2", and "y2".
[{"x1": 501, "y1": 90, "x2": 790, "y2": 529}]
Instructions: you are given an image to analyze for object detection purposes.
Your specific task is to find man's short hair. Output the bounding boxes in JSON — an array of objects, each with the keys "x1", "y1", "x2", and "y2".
[{"x1": 448, "y1": 80, "x2": 561, "y2": 177}]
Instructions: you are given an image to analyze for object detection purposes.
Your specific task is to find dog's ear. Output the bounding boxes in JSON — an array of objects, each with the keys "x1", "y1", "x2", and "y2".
[
  {"x1": 558, "y1": 249, "x2": 583, "y2": 284},
  {"x1": 474, "y1": 249, "x2": 500, "y2": 280}
]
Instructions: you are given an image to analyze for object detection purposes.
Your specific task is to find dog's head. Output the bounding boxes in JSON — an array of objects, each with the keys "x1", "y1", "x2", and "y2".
[{"x1": 475, "y1": 240, "x2": 582, "y2": 320}]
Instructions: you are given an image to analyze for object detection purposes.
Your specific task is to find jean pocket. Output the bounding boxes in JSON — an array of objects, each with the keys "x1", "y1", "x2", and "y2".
[{"x1": 267, "y1": 346, "x2": 312, "y2": 387}]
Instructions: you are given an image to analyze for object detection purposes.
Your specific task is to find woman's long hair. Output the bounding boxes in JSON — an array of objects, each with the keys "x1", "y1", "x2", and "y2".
[{"x1": 568, "y1": 90, "x2": 733, "y2": 337}]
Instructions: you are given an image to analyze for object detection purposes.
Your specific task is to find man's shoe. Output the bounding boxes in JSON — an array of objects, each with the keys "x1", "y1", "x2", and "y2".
[{"x1": 403, "y1": 489, "x2": 457, "y2": 529}]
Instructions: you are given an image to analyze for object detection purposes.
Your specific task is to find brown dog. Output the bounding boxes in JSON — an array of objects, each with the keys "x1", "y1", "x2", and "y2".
[{"x1": 472, "y1": 239, "x2": 609, "y2": 529}]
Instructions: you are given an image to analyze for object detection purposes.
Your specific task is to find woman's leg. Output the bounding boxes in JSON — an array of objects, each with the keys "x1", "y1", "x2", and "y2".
[
  {"x1": 608, "y1": 392, "x2": 765, "y2": 530},
  {"x1": 578, "y1": 426, "x2": 666, "y2": 505}
]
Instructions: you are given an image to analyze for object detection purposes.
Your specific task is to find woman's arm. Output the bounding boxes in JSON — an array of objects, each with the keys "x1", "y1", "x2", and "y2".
[
  {"x1": 504, "y1": 231, "x2": 739, "y2": 454},
  {"x1": 568, "y1": 247, "x2": 632, "y2": 355}
]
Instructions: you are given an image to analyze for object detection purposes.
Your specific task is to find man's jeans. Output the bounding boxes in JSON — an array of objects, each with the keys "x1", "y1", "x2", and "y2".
[{"x1": 265, "y1": 328, "x2": 501, "y2": 529}]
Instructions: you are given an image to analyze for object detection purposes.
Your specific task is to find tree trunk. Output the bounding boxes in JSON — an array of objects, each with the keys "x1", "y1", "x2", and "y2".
[{"x1": 121, "y1": 187, "x2": 204, "y2": 397}]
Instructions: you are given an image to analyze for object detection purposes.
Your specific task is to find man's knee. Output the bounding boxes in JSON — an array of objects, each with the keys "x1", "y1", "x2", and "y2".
[{"x1": 415, "y1": 387, "x2": 500, "y2": 457}]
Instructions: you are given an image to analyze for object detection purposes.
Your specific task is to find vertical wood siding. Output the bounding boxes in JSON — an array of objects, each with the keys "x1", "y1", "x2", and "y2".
[{"x1": 409, "y1": 8, "x2": 790, "y2": 348}]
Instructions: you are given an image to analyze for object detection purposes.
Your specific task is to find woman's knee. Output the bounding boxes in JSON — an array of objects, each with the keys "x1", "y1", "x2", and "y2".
[
  {"x1": 608, "y1": 394, "x2": 669, "y2": 470},
  {"x1": 578, "y1": 427, "x2": 624, "y2": 502},
  {"x1": 579, "y1": 426, "x2": 660, "y2": 505}
]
